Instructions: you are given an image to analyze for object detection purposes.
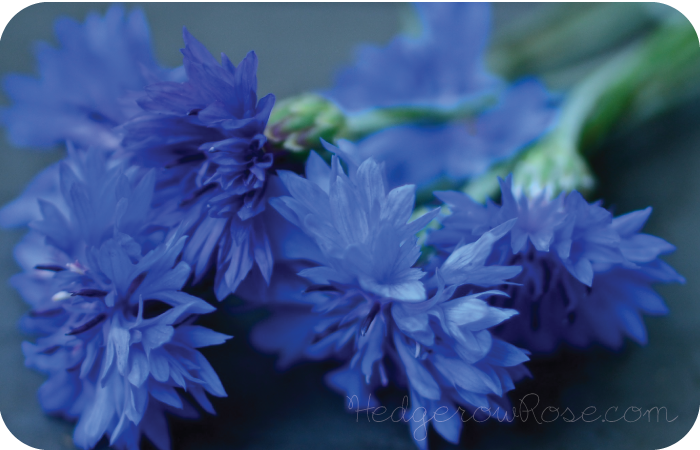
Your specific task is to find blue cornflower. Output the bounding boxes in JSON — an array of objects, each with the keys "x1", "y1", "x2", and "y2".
[
  {"x1": 324, "y1": 3, "x2": 556, "y2": 188},
  {"x1": 13, "y1": 151, "x2": 230, "y2": 450},
  {"x1": 429, "y1": 175, "x2": 685, "y2": 353},
  {"x1": 1, "y1": 6, "x2": 182, "y2": 228},
  {"x1": 120, "y1": 29, "x2": 276, "y2": 300},
  {"x1": 327, "y1": 3, "x2": 497, "y2": 112},
  {"x1": 1, "y1": 5, "x2": 181, "y2": 150},
  {"x1": 253, "y1": 141, "x2": 529, "y2": 449}
]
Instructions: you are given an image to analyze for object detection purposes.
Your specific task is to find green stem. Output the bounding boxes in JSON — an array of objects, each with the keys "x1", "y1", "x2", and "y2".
[
  {"x1": 464, "y1": 17, "x2": 699, "y2": 202},
  {"x1": 341, "y1": 92, "x2": 498, "y2": 141}
]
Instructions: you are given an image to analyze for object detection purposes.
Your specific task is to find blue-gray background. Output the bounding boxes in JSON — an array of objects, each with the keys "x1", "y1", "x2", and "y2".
[{"x1": 0, "y1": 3, "x2": 698, "y2": 450}]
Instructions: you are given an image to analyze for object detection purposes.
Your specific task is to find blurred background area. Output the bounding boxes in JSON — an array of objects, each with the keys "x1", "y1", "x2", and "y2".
[{"x1": 0, "y1": 3, "x2": 699, "y2": 450}]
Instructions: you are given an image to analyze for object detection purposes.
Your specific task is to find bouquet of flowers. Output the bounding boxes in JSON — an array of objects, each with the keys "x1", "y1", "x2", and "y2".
[{"x1": 1, "y1": 3, "x2": 696, "y2": 450}]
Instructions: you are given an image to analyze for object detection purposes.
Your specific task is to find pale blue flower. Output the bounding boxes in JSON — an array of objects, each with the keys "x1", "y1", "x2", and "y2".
[
  {"x1": 430, "y1": 175, "x2": 685, "y2": 352},
  {"x1": 1, "y1": 5, "x2": 181, "y2": 150},
  {"x1": 253, "y1": 142, "x2": 528, "y2": 448}
]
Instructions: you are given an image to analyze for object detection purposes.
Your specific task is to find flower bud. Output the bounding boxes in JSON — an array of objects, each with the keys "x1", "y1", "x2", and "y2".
[{"x1": 265, "y1": 93, "x2": 346, "y2": 151}]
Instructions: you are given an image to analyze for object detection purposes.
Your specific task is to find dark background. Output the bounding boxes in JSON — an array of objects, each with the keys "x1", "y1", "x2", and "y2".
[{"x1": 0, "y1": 3, "x2": 698, "y2": 450}]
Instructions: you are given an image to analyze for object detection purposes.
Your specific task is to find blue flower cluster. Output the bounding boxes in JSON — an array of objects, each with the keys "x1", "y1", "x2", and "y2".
[{"x1": 0, "y1": 3, "x2": 682, "y2": 450}]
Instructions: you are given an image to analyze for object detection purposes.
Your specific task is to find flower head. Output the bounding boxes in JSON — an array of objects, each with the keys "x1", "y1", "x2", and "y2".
[
  {"x1": 323, "y1": 3, "x2": 556, "y2": 189},
  {"x1": 120, "y1": 29, "x2": 277, "y2": 299},
  {"x1": 1, "y1": 5, "x2": 180, "y2": 150},
  {"x1": 326, "y1": 2, "x2": 497, "y2": 112},
  {"x1": 13, "y1": 151, "x2": 230, "y2": 450},
  {"x1": 270, "y1": 141, "x2": 436, "y2": 302},
  {"x1": 254, "y1": 142, "x2": 528, "y2": 448},
  {"x1": 430, "y1": 175, "x2": 685, "y2": 352}
]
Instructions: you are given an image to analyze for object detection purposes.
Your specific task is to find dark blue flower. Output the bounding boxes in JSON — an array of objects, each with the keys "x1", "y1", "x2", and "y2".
[
  {"x1": 13, "y1": 151, "x2": 230, "y2": 450},
  {"x1": 253, "y1": 142, "x2": 528, "y2": 448},
  {"x1": 1, "y1": 5, "x2": 181, "y2": 150},
  {"x1": 323, "y1": 3, "x2": 557, "y2": 189},
  {"x1": 430, "y1": 175, "x2": 685, "y2": 353},
  {"x1": 120, "y1": 29, "x2": 276, "y2": 300}
]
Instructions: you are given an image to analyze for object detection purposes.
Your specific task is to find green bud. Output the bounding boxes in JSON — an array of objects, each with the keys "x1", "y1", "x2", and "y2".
[
  {"x1": 511, "y1": 137, "x2": 595, "y2": 198},
  {"x1": 265, "y1": 93, "x2": 346, "y2": 151},
  {"x1": 462, "y1": 141, "x2": 595, "y2": 203}
]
